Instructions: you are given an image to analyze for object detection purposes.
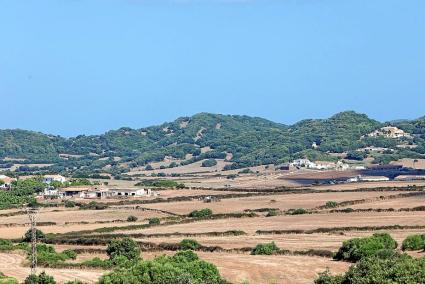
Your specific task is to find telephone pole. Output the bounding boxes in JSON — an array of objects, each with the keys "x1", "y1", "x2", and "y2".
[{"x1": 27, "y1": 207, "x2": 39, "y2": 276}]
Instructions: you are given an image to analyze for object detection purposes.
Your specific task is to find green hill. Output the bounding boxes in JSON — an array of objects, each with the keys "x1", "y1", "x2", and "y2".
[{"x1": 1, "y1": 111, "x2": 424, "y2": 176}]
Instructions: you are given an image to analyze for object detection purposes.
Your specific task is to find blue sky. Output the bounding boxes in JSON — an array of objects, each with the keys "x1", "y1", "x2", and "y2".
[{"x1": 1, "y1": 0, "x2": 424, "y2": 137}]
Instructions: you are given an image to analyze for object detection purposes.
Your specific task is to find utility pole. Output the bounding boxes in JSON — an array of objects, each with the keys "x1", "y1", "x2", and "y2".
[{"x1": 27, "y1": 207, "x2": 39, "y2": 276}]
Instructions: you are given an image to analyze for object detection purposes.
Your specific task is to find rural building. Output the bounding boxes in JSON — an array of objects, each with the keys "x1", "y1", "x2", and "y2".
[
  {"x1": 347, "y1": 175, "x2": 390, "y2": 183},
  {"x1": 0, "y1": 175, "x2": 16, "y2": 189},
  {"x1": 43, "y1": 174, "x2": 67, "y2": 184},
  {"x1": 59, "y1": 186, "x2": 91, "y2": 198},
  {"x1": 81, "y1": 188, "x2": 116, "y2": 199},
  {"x1": 112, "y1": 188, "x2": 147, "y2": 197},
  {"x1": 292, "y1": 159, "x2": 315, "y2": 168},
  {"x1": 394, "y1": 175, "x2": 425, "y2": 181},
  {"x1": 367, "y1": 126, "x2": 411, "y2": 139},
  {"x1": 41, "y1": 188, "x2": 62, "y2": 199},
  {"x1": 276, "y1": 163, "x2": 290, "y2": 171}
]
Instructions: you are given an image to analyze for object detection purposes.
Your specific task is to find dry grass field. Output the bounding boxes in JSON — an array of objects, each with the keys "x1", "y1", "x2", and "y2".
[{"x1": 0, "y1": 175, "x2": 424, "y2": 284}]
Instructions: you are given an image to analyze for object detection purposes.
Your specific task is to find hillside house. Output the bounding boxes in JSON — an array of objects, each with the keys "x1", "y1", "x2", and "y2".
[
  {"x1": 41, "y1": 188, "x2": 62, "y2": 199},
  {"x1": 368, "y1": 127, "x2": 411, "y2": 139},
  {"x1": 43, "y1": 175, "x2": 67, "y2": 184},
  {"x1": 292, "y1": 159, "x2": 315, "y2": 168},
  {"x1": 0, "y1": 175, "x2": 16, "y2": 189}
]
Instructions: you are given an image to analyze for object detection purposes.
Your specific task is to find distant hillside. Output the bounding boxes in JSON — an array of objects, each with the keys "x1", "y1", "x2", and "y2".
[{"x1": 1, "y1": 111, "x2": 424, "y2": 177}]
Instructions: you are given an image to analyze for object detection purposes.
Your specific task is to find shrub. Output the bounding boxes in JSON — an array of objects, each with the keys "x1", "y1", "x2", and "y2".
[
  {"x1": 145, "y1": 165, "x2": 153, "y2": 171},
  {"x1": 0, "y1": 272, "x2": 19, "y2": 284},
  {"x1": 0, "y1": 239, "x2": 13, "y2": 251},
  {"x1": 315, "y1": 254, "x2": 425, "y2": 284},
  {"x1": 179, "y1": 239, "x2": 201, "y2": 250},
  {"x1": 127, "y1": 215, "x2": 138, "y2": 222},
  {"x1": 266, "y1": 210, "x2": 279, "y2": 217},
  {"x1": 288, "y1": 208, "x2": 308, "y2": 215},
  {"x1": 325, "y1": 201, "x2": 338, "y2": 208},
  {"x1": 61, "y1": 249, "x2": 77, "y2": 260},
  {"x1": 106, "y1": 238, "x2": 140, "y2": 261},
  {"x1": 401, "y1": 234, "x2": 425, "y2": 251},
  {"x1": 189, "y1": 208, "x2": 213, "y2": 218},
  {"x1": 334, "y1": 233, "x2": 398, "y2": 262},
  {"x1": 201, "y1": 159, "x2": 218, "y2": 167},
  {"x1": 23, "y1": 229, "x2": 45, "y2": 242},
  {"x1": 251, "y1": 242, "x2": 280, "y2": 255},
  {"x1": 98, "y1": 251, "x2": 227, "y2": 284},
  {"x1": 24, "y1": 272, "x2": 56, "y2": 284},
  {"x1": 64, "y1": 200, "x2": 75, "y2": 208},
  {"x1": 148, "y1": 218, "x2": 160, "y2": 225}
]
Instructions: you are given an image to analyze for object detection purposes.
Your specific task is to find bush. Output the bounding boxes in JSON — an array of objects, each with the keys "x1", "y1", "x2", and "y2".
[
  {"x1": 266, "y1": 210, "x2": 279, "y2": 217},
  {"x1": 325, "y1": 201, "x2": 338, "y2": 208},
  {"x1": 189, "y1": 208, "x2": 213, "y2": 218},
  {"x1": 106, "y1": 238, "x2": 140, "y2": 261},
  {"x1": 251, "y1": 242, "x2": 280, "y2": 255},
  {"x1": 61, "y1": 249, "x2": 77, "y2": 260},
  {"x1": 288, "y1": 208, "x2": 308, "y2": 215},
  {"x1": 23, "y1": 229, "x2": 45, "y2": 242},
  {"x1": 316, "y1": 254, "x2": 425, "y2": 284},
  {"x1": 179, "y1": 239, "x2": 201, "y2": 250},
  {"x1": 98, "y1": 251, "x2": 228, "y2": 284},
  {"x1": 0, "y1": 239, "x2": 13, "y2": 251},
  {"x1": 401, "y1": 234, "x2": 425, "y2": 251},
  {"x1": 127, "y1": 215, "x2": 138, "y2": 222},
  {"x1": 0, "y1": 272, "x2": 19, "y2": 284},
  {"x1": 201, "y1": 159, "x2": 218, "y2": 167},
  {"x1": 145, "y1": 165, "x2": 153, "y2": 171},
  {"x1": 148, "y1": 218, "x2": 160, "y2": 225},
  {"x1": 64, "y1": 200, "x2": 75, "y2": 208},
  {"x1": 334, "y1": 233, "x2": 398, "y2": 262},
  {"x1": 24, "y1": 272, "x2": 56, "y2": 284}
]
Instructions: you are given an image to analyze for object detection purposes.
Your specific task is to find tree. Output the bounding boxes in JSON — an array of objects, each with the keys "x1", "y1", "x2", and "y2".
[
  {"x1": 179, "y1": 239, "x2": 201, "y2": 250},
  {"x1": 251, "y1": 242, "x2": 280, "y2": 255},
  {"x1": 316, "y1": 254, "x2": 425, "y2": 284},
  {"x1": 106, "y1": 238, "x2": 140, "y2": 261},
  {"x1": 334, "y1": 233, "x2": 398, "y2": 262},
  {"x1": 24, "y1": 272, "x2": 56, "y2": 284},
  {"x1": 98, "y1": 251, "x2": 228, "y2": 284},
  {"x1": 401, "y1": 234, "x2": 425, "y2": 251},
  {"x1": 201, "y1": 159, "x2": 218, "y2": 167},
  {"x1": 127, "y1": 215, "x2": 138, "y2": 222},
  {"x1": 23, "y1": 229, "x2": 45, "y2": 242}
]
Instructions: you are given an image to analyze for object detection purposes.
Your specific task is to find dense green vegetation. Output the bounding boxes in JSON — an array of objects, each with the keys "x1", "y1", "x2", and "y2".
[
  {"x1": 0, "y1": 272, "x2": 19, "y2": 284},
  {"x1": 98, "y1": 250, "x2": 229, "y2": 284},
  {"x1": 2, "y1": 112, "x2": 424, "y2": 175},
  {"x1": 316, "y1": 254, "x2": 425, "y2": 284},
  {"x1": 189, "y1": 208, "x2": 213, "y2": 218},
  {"x1": 251, "y1": 242, "x2": 280, "y2": 255},
  {"x1": 135, "y1": 179, "x2": 184, "y2": 188},
  {"x1": 401, "y1": 234, "x2": 425, "y2": 251},
  {"x1": 106, "y1": 238, "x2": 141, "y2": 261},
  {"x1": 201, "y1": 159, "x2": 218, "y2": 167},
  {"x1": 24, "y1": 272, "x2": 56, "y2": 284},
  {"x1": 334, "y1": 233, "x2": 398, "y2": 262}
]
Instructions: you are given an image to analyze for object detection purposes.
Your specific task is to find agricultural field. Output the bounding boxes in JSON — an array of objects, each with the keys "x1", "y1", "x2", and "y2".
[{"x1": 0, "y1": 182, "x2": 424, "y2": 284}]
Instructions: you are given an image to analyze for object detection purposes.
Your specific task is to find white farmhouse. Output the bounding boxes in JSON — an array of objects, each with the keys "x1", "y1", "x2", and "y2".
[
  {"x1": 0, "y1": 175, "x2": 16, "y2": 189},
  {"x1": 43, "y1": 175, "x2": 67, "y2": 184}
]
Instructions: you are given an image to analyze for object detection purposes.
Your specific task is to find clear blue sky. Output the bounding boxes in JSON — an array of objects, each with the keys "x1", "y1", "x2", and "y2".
[{"x1": 1, "y1": 0, "x2": 424, "y2": 137}]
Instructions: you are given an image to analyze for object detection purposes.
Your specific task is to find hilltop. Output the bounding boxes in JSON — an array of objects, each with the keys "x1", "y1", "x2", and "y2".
[{"x1": 0, "y1": 111, "x2": 424, "y2": 177}]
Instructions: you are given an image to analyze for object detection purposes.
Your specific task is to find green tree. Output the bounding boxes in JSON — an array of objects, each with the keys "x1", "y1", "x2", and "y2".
[
  {"x1": 106, "y1": 238, "x2": 140, "y2": 261},
  {"x1": 24, "y1": 272, "x2": 56, "y2": 284}
]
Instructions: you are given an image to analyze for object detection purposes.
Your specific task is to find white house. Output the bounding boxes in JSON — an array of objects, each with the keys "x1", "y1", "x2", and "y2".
[
  {"x1": 0, "y1": 175, "x2": 16, "y2": 189},
  {"x1": 112, "y1": 188, "x2": 147, "y2": 197},
  {"x1": 292, "y1": 159, "x2": 315, "y2": 168},
  {"x1": 43, "y1": 175, "x2": 67, "y2": 184}
]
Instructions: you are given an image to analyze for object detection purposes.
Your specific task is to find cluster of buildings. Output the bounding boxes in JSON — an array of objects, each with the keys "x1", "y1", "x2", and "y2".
[
  {"x1": 41, "y1": 186, "x2": 157, "y2": 200},
  {"x1": 367, "y1": 126, "x2": 412, "y2": 139},
  {"x1": 291, "y1": 159, "x2": 352, "y2": 171}
]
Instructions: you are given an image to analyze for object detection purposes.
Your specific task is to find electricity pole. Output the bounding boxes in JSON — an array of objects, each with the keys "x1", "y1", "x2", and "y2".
[{"x1": 27, "y1": 207, "x2": 39, "y2": 276}]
